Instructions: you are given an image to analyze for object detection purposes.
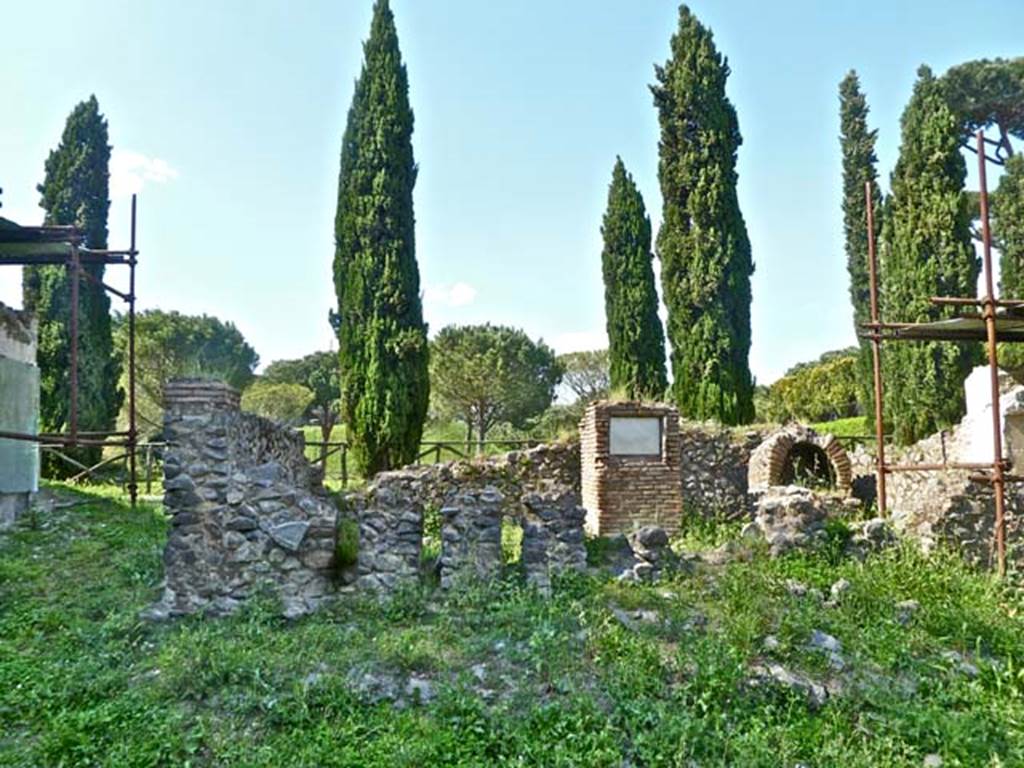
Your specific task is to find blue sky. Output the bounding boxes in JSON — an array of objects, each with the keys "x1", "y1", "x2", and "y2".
[{"x1": 2, "y1": 1, "x2": 1021, "y2": 384}]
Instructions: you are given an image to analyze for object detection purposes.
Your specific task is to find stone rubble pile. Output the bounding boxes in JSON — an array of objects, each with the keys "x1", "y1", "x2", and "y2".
[
  {"x1": 846, "y1": 517, "x2": 896, "y2": 558},
  {"x1": 745, "y1": 486, "x2": 837, "y2": 557},
  {"x1": 614, "y1": 525, "x2": 686, "y2": 582}
]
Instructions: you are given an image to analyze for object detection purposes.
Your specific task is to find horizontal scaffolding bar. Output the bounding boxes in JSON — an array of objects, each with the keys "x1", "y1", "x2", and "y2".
[
  {"x1": 885, "y1": 461, "x2": 1010, "y2": 473},
  {"x1": 969, "y1": 473, "x2": 1024, "y2": 484},
  {"x1": 0, "y1": 430, "x2": 130, "y2": 448},
  {"x1": 0, "y1": 225, "x2": 79, "y2": 244},
  {"x1": 931, "y1": 296, "x2": 1024, "y2": 308},
  {"x1": 0, "y1": 252, "x2": 131, "y2": 266}
]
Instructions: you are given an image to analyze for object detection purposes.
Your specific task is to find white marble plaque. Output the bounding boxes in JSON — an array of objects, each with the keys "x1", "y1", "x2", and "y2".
[{"x1": 609, "y1": 416, "x2": 662, "y2": 456}]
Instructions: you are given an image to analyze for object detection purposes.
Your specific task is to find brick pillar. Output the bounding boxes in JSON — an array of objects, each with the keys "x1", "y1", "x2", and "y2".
[{"x1": 579, "y1": 401, "x2": 684, "y2": 536}]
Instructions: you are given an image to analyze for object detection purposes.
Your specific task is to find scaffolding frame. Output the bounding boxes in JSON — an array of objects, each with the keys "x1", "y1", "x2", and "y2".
[
  {"x1": 861, "y1": 131, "x2": 1014, "y2": 576},
  {"x1": 0, "y1": 195, "x2": 139, "y2": 507}
]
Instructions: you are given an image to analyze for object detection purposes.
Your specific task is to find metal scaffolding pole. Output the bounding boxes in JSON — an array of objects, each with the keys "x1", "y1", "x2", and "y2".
[
  {"x1": 976, "y1": 130, "x2": 1007, "y2": 577},
  {"x1": 859, "y1": 129, "x2": 1011, "y2": 575},
  {"x1": 865, "y1": 180, "x2": 887, "y2": 516},
  {"x1": 0, "y1": 195, "x2": 141, "y2": 506},
  {"x1": 127, "y1": 194, "x2": 138, "y2": 507}
]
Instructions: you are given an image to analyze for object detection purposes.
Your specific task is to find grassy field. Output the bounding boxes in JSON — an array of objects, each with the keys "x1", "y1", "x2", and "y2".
[
  {"x1": 2, "y1": 487, "x2": 1023, "y2": 766},
  {"x1": 809, "y1": 416, "x2": 871, "y2": 440},
  {"x1": 302, "y1": 421, "x2": 543, "y2": 489}
]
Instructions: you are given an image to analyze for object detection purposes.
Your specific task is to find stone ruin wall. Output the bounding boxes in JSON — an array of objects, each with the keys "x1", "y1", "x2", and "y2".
[
  {"x1": 381, "y1": 441, "x2": 581, "y2": 512},
  {"x1": 887, "y1": 423, "x2": 1024, "y2": 570},
  {"x1": 153, "y1": 369, "x2": 1022, "y2": 615},
  {"x1": 346, "y1": 443, "x2": 587, "y2": 596},
  {"x1": 578, "y1": 401, "x2": 864, "y2": 533},
  {"x1": 846, "y1": 368, "x2": 1024, "y2": 569},
  {"x1": 155, "y1": 386, "x2": 589, "y2": 614},
  {"x1": 154, "y1": 379, "x2": 339, "y2": 619},
  {"x1": 678, "y1": 422, "x2": 766, "y2": 520}
]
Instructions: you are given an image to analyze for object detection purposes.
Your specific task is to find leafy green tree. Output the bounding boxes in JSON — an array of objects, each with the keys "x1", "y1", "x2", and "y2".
[
  {"x1": 114, "y1": 310, "x2": 258, "y2": 435},
  {"x1": 430, "y1": 324, "x2": 562, "y2": 453},
  {"x1": 23, "y1": 96, "x2": 120, "y2": 476},
  {"x1": 761, "y1": 348, "x2": 860, "y2": 424},
  {"x1": 242, "y1": 382, "x2": 314, "y2": 427},
  {"x1": 600, "y1": 159, "x2": 667, "y2": 401},
  {"x1": 557, "y1": 349, "x2": 610, "y2": 404},
  {"x1": 881, "y1": 67, "x2": 979, "y2": 445},
  {"x1": 547, "y1": 350, "x2": 611, "y2": 437},
  {"x1": 652, "y1": 5, "x2": 754, "y2": 424},
  {"x1": 263, "y1": 351, "x2": 341, "y2": 467},
  {"x1": 940, "y1": 57, "x2": 1024, "y2": 162},
  {"x1": 334, "y1": 0, "x2": 428, "y2": 476},
  {"x1": 839, "y1": 71, "x2": 883, "y2": 418}
]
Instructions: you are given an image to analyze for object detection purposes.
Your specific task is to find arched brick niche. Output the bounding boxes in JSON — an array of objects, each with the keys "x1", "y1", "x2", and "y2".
[{"x1": 747, "y1": 425, "x2": 852, "y2": 494}]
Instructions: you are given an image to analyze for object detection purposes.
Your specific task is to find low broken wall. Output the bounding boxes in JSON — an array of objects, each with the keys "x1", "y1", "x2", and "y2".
[
  {"x1": 352, "y1": 470, "x2": 425, "y2": 593},
  {"x1": 359, "y1": 442, "x2": 580, "y2": 516},
  {"x1": 521, "y1": 486, "x2": 587, "y2": 593},
  {"x1": 888, "y1": 426, "x2": 1023, "y2": 569},
  {"x1": 154, "y1": 379, "x2": 338, "y2": 618},
  {"x1": 439, "y1": 487, "x2": 504, "y2": 590},
  {"x1": 348, "y1": 447, "x2": 587, "y2": 596},
  {"x1": 678, "y1": 423, "x2": 765, "y2": 520}
]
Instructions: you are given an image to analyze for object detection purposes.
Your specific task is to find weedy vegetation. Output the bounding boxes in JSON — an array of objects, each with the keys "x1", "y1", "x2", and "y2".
[{"x1": 1, "y1": 485, "x2": 1023, "y2": 766}]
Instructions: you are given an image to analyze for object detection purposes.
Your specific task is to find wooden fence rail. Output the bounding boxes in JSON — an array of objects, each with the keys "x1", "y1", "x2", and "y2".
[{"x1": 38, "y1": 436, "x2": 545, "y2": 493}]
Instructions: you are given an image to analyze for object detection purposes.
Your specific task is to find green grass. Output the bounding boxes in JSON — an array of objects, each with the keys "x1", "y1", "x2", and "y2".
[
  {"x1": 810, "y1": 416, "x2": 871, "y2": 439},
  {"x1": 2, "y1": 486, "x2": 1024, "y2": 766}
]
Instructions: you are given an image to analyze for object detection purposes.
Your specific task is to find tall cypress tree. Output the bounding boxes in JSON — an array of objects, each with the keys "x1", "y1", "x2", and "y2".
[
  {"x1": 995, "y1": 155, "x2": 1024, "y2": 298},
  {"x1": 881, "y1": 67, "x2": 979, "y2": 445},
  {"x1": 601, "y1": 158, "x2": 667, "y2": 401},
  {"x1": 334, "y1": 0, "x2": 428, "y2": 476},
  {"x1": 993, "y1": 155, "x2": 1024, "y2": 369},
  {"x1": 839, "y1": 71, "x2": 882, "y2": 417},
  {"x1": 23, "y1": 95, "x2": 121, "y2": 475},
  {"x1": 652, "y1": 5, "x2": 754, "y2": 424}
]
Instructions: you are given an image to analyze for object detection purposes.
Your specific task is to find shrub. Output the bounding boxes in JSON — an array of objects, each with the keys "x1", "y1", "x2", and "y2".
[
  {"x1": 760, "y1": 349, "x2": 860, "y2": 423},
  {"x1": 335, "y1": 519, "x2": 359, "y2": 569}
]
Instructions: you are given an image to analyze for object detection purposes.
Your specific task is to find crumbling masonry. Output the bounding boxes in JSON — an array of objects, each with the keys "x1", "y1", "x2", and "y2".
[{"x1": 152, "y1": 379, "x2": 338, "y2": 618}]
